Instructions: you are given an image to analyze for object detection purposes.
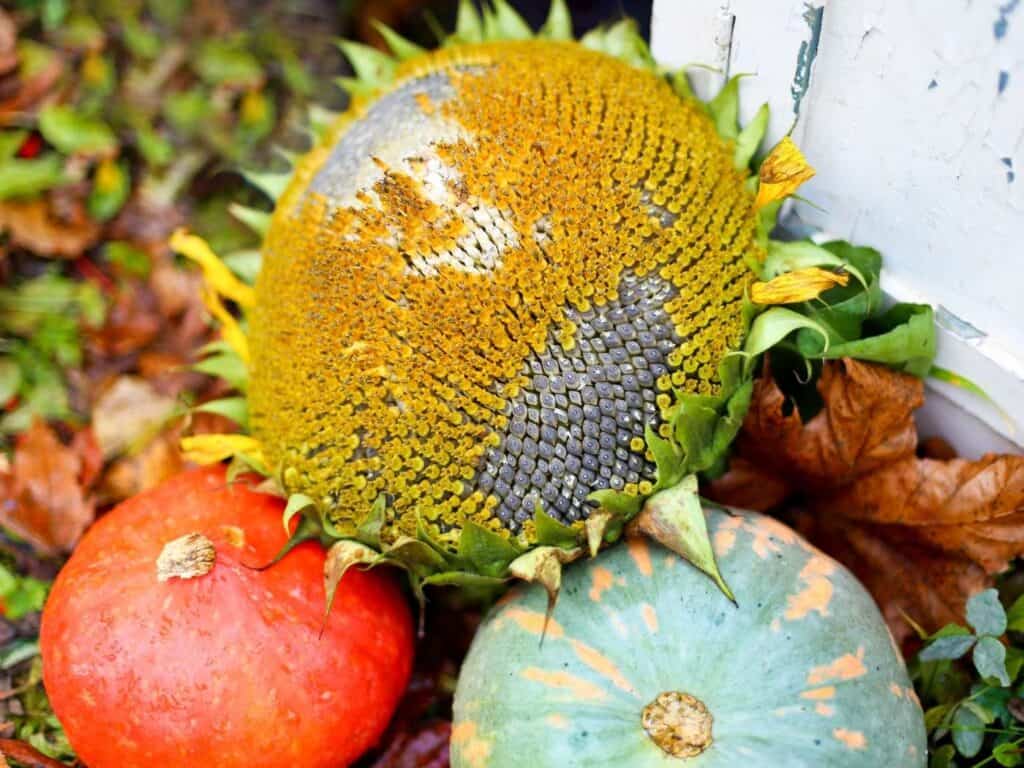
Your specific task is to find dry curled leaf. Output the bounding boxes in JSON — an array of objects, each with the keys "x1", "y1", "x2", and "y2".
[
  {"x1": 91, "y1": 376, "x2": 177, "y2": 460},
  {"x1": 0, "y1": 739, "x2": 68, "y2": 768},
  {"x1": 708, "y1": 358, "x2": 1024, "y2": 646},
  {"x1": 0, "y1": 198, "x2": 101, "y2": 259},
  {"x1": 0, "y1": 419, "x2": 96, "y2": 554}
]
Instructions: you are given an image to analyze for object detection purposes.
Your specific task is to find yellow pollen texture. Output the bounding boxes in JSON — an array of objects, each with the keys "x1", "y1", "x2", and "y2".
[{"x1": 249, "y1": 41, "x2": 760, "y2": 545}]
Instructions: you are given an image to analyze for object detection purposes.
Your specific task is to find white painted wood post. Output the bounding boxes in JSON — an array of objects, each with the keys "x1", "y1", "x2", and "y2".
[{"x1": 652, "y1": 0, "x2": 1024, "y2": 456}]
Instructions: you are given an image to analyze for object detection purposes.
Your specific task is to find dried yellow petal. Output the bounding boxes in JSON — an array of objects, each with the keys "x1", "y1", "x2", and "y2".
[
  {"x1": 180, "y1": 433, "x2": 265, "y2": 465},
  {"x1": 201, "y1": 286, "x2": 250, "y2": 365},
  {"x1": 750, "y1": 267, "x2": 849, "y2": 305},
  {"x1": 170, "y1": 229, "x2": 256, "y2": 309},
  {"x1": 754, "y1": 137, "x2": 816, "y2": 210}
]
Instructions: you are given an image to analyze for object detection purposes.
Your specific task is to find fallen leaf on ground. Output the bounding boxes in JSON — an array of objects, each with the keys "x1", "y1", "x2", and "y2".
[
  {"x1": 98, "y1": 428, "x2": 184, "y2": 504},
  {"x1": 0, "y1": 739, "x2": 68, "y2": 768},
  {"x1": 91, "y1": 376, "x2": 177, "y2": 459},
  {"x1": 0, "y1": 199, "x2": 101, "y2": 259},
  {"x1": 0, "y1": 419, "x2": 95, "y2": 554},
  {"x1": 0, "y1": 10, "x2": 16, "y2": 76},
  {"x1": 707, "y1": 358, "x2": 1024, "y2": 646}
]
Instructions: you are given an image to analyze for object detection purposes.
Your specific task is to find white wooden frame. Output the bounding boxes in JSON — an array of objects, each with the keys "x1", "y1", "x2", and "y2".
[{"x1": 652, "y1": 0, "x2": 1024, "y2": 456}]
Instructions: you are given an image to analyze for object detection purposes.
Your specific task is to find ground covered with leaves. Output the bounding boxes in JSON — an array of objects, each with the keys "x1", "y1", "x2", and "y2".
[{"x1": 1, "y1": 2, "x2": 1023, "y2": 768}]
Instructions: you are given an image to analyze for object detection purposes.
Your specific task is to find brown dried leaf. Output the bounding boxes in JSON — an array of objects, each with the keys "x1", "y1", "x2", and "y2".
[
  {"x1": 0, "y1": 198, "x2": 101, "y2": 259},
  {"x1": 0, "y1": 739, "x2": 67, "y2": 768},
  {"x1": 91, "y1": 376, "x2": 177, "y2": 459},
  {"x1": 709, "y1": 358, "x2": 1024, "y2": 646},
  {"x1": 0, "y1": 419, "x2": 95, "y2": 554},
  {"x1": 0, "y1": 10, "x2": 17, "y2": 77},
  {"x1": 98, "y1": 428, "x2": 184, "y2": 504}
]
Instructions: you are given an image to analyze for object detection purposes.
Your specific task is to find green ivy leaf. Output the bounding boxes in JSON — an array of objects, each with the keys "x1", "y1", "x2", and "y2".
[
  {"x1": 968, "y1": 588, "x2": 1008, "y2": 637},
  {"x1": 974, "y1": 636, "x2": 1011, "y2": 686},
  {"x1": 995, "y1": 741, "x2": 1023, "y2": 766},
  {"x1": 929, "y1": 743, "x2": 956, "y2": 768}
]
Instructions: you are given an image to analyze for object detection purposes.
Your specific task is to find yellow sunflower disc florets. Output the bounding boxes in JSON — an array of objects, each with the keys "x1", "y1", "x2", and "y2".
[{"x1": 249, "y1": 40, "x2": 761, "y2": 545}]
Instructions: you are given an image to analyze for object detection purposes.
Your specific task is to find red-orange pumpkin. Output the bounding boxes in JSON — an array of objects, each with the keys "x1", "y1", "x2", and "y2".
[{"x1": 40, "y1": 466, "x2": 414, "y2": 768}]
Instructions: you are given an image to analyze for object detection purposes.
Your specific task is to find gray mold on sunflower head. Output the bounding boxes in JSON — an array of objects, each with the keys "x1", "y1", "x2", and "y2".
[{"x1": 177, "y1": 0, "x2": 937, "y2": 610}]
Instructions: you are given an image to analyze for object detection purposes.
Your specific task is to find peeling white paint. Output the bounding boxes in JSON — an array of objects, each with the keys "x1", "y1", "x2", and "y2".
[{"x1": 653, "y1": 0, "x2": 1024, "y2": 450}]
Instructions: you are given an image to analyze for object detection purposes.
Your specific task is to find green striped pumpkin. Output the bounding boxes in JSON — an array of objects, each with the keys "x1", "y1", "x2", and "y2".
[{"x1": 452, "y1": 508, "x2": 926, "y2": 767}]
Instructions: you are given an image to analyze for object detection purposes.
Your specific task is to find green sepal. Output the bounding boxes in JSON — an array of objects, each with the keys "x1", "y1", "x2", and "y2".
[
  {"x1": 756, "y1": 199, "x2": 784, "y2": 248},
  {"x1": 587, "y1": 488, "x2": 642, "y2": 518},
  {"x1": 307, "y1": 105, "x2": 342, "y2": 140},
  {"x1": 540, "y1": 0, "x2": 573, "y2": 40},
  {"x1": 193, "y1": 396, "x2": 248, "y2": 428},
  {"x1": 222, "y1": 249, "x2": 262, "y2": 285},
  {"x1": 457, "y1": 521, "x2": 522, "y2": 577},
  {"x1": 800, "y1": 302, "x2": 936, "y2": 376},
  {"x1": 192, "y1": 343, "x2": 248, "y2": 391},
  {"x1": 242, "y1": 168, "x2": 291, "y2": 201},
  {"x1": 707, "y1": 76, "x2": 742, "y2": 142},
  {"x1": 371, "y1": 21, "x2": 427, "y2": 61},
  {"x1": 356, "y1": 495, "x2": 386, "y2": 549},
  {"x1": 416, "y1": 516, "x2": 462, "y2": 568},
  {"x1": 482, "y1": 0, "x2": 534, "y2": 42},
  {"x1": 632, "y1": 476, "x2": 734, "y2": 601},
  {"x1": 740, "y1": 306, "x2": 830, "y2": 373},
  {"x1": 249, "y1": 515, "x2": 321, "y2": 571},
  {"x1": 734, "y1": 102, "x2": 769, "y2": 170},
  {"x1": 452, "y1": 0, "x2": 484, "y2": 44},
  {"x1": 579, "y1": 19, "x2": 656, "y2": 71},
  {"x1": 335, "y1": 39, "x2": 397, "y2": 90},
  {"x1": 645, "y1": 423, "x2": 684, "y2": 492},
  {"x1": 385, "y1": 535, "x2": 449, "y2": 576},
  {"x1": 282, "y1": 493, "x2": 316, "y2": 536},
  {"x1": 533, "y1": 505, "x2": 580, "y2": 550},
  {"x1": 671, "y1": 380, "x2": 753, "y2": 479},
  {"x1": 228, "y1": 203, "x2": 271, "y2": 237},
  {"x1": 423, "y1": 571, "x2": 507, "y2": 589},
  {"x1": 671, "y1": 69, "x2": 700, "y2": 103}
]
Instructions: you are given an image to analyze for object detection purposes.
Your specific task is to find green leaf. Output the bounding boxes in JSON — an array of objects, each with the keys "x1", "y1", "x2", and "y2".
[
  {"x1": 229, "y1": 203, "x2": 271, "y2": 238},
  {"x1": 38, "y1": 106, "x2": 117, "y2": 156},
  {"x1": 540, "y1": 0, "x2": 572, "y2": 40},
  {"x1": 87, "y1": 159, "x2": 130, "y2": 222},
  {"x1": 194, "y1": 396, "x2": 248, "y2": 428},
  {"x1": 458, "y1": 521, "x2": 521, "y2": 577},
  {"x1": 0, "y1": 359, "x2": 21, "y2": 403},
  {"x1": 0, "y1": 639, "x2": 40, "y2": 670},
  {"x1": 995, "y1": 742, "x2": 1023, "y2": 766},
  {"x1": 1007, "y1": 594, "x2": 1024, "y2": 632},
  {"x1": 483, "y1": 0, "x2": 534, "y2": 41},
  {"x1": 808, "y1": 303, "x2": 936, "y2": 376},
  {"x1": 195, "y1": 39, "x2": 264, "y2": 88},
  {"x1": 356, "y1": 496, "x2": 386, "y2": 549},
  {"x1": 336, "y1": 40, "x2": 397, "y2": 89},
  {"x1": 634, "y1": 476, "x2": 734, "y2": 601},
  {"x1": 453, "y1": 0, "x2": 484, "y2": 43},
  {"x1": 371, "y1": 21, "x2": 426, "y2": 60},
  {"x1": 734, "y1": 103, "x2": 769, "y2": 170},
  {"x1": 163, "y1": 88, "x2": 212, "y2": 136},
  {"x1": 707, "y1": 76, "x2": 741, "y2": 141},
  {"x1": 0, "y1": 155, "x2": 65, "y2": 200},
  {"x1": 533, "y1": 506, "x2": 580, "y2": 549},
  {"x1": 974, "y1": 636, "x2": 1011, "y2": 686},
  {"x1": 967, "y1": 588, "x2": 1008, "y2": 636},
  {"x1": 952, "y1": 703, "x2": 986, "y2": 758},
  {"x1": 645, "y1": 423, "x2": 683, "y2": 491},
  {"x1": 1006, "y1": 645, "x2": 1024, "y2": 682},
  {"x1": 929, "y1": 744, "x2": 956, "y2": 768},
  {"x1": 920, "y1": 634, "x2": 977, "y2": 662}
]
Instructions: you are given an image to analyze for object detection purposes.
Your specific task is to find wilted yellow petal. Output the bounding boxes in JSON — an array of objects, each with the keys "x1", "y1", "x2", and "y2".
[
  {"x1": 750, "y1": 267, "x2": 849, "y2": 305},
  {"x1": 755, "y1": 137, "x2": 816, "y2": 210},
  {"x1": 170, "y1": 229, "x2": 256, "y2": 308},
  {"x1": 201, "y1": 286, "x2": 250, "y2": 365},
  {"x1": 181, "y1": 434, "x2": 265, "y2": 465}
]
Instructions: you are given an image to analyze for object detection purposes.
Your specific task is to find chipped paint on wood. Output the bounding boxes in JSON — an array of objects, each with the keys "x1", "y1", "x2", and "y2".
[{"x1": 521, "y1": 668, "x2": 610, "y2": 702}]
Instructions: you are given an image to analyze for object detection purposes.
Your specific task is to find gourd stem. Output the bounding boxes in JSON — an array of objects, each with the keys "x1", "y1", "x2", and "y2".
[{"x1": 641, "y1": 691, "x2": 713, "y2": 759}]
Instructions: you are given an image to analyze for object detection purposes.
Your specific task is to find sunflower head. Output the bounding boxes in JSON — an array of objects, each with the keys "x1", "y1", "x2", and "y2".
[{"x1": 248, "y1": 39, "x2": 759, "y2": 551}]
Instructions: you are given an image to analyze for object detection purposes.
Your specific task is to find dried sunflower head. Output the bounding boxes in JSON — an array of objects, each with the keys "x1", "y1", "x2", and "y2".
[{"x1": 174, "y1": 1, "x2": 932, "y2": 601}]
